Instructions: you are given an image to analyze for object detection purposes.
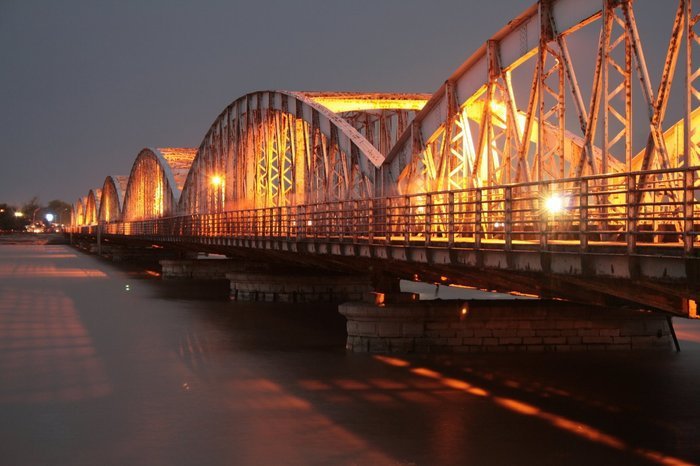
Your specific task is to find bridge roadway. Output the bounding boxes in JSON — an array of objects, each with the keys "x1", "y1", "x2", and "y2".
[{"x1": 84, "y1": 228, "x2": 698, "y2": 315}]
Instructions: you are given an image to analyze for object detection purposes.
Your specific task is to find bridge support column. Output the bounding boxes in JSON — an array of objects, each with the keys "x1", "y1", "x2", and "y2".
[
  {"x1": 339, "y1": 299, "x2": 673, "y2": 353},
  {"x1": 227, "y1": 272, "x2": 372, "y2": 303},
  {"x1": 159, "y1": 258, "x2": 251, "y2": 280}
]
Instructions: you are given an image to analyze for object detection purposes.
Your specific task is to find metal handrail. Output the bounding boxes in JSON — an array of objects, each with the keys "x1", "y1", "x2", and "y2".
[{"x1": 74, "y1": 166, "x2": 700, "y2": 256}]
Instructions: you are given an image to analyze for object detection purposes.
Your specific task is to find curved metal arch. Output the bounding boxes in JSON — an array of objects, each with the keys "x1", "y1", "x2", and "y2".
[
  {"x1": 84, "y1": 189, "x2": 102, "y2": 226},
  {"x1": 122, "y1": 148, "x2": 184, "y2": 221},
  {"x1": 382, "y1": 1, "x2": 600, "y2": 193},
  {"x1": 178, "y1": 90, "x2": 390, "y2": 214},
  {"x1": 97, "y1": 175, "x2": 127, "y2": 223},
  {"x1": 72, "y1": 198, "x2": 85, "y2": 227},
  {"x1": 382, "y1": 0, "x2": 691, "y2": 195}
]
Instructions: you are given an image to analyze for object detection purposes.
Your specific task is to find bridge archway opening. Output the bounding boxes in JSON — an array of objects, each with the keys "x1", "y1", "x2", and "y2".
[
  {"x1": 98, "y1": 175, "x2": 128, "y2": 223},
  {"x1": 122, "y1": 148, "x2": 196, "y2": 222},
  {"x1": 72, "y1": 198, "x2": 85, "y2": 227},
  {"x1": 84, "y1": 189, "x2": 101, "y2": 226}
]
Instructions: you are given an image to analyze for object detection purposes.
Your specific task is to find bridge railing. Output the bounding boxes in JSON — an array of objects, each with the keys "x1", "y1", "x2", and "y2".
[{"x1": 84, "y1": 166, "x2": 699, "y2": 256}]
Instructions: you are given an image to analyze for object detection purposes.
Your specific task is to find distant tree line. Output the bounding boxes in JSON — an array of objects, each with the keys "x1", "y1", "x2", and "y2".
[{"x1": 0, "y1": 197, "x2": 72, "y2": 231}]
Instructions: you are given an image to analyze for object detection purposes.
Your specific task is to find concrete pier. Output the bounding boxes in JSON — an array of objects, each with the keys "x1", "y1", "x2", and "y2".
[
  {"x1": 339, "y1": 299, "x2": 673, "y2": 353},
  {"x1": 228, "y1": 271, "x2": 371, "y2": 303},
  {"x1": 160, "y1": 258, "x2": 248, "y2": 280}
]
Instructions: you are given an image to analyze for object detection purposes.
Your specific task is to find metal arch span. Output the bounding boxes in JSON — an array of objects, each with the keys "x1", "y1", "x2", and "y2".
[
  {"x1": 72, "y1": 197, "x2": 85, "y2": 227},
  {"x1": 122, "y1": 148, "x2": 196, "y2": 222},
  {"x1": 178, "y1": 90, "x2": 427, "y2": 214},
  {"x1": 383, "y1": 0, "x2": 700, "y2": 195},
  {"x1": 84, "y1": 189, "x2": 102, "y2": 226},
  {"x1": 97, "y1": 175, "x2": 128, "y2": 223}
]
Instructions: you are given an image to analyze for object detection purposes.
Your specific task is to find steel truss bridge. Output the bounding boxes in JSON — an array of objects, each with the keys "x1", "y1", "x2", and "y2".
[{"x1": 71, "y1": 0, "x2": 700, "y2": 317}]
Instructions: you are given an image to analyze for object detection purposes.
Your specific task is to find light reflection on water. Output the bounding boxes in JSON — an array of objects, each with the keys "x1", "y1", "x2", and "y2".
[{"x1": 1, "y1": 244, "x2": 700, "y2": 465}]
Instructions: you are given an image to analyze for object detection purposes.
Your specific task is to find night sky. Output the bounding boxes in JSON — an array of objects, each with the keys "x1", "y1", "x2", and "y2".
[{"x1": 0, "y1": 0, "x2": 677, "y2": 206}]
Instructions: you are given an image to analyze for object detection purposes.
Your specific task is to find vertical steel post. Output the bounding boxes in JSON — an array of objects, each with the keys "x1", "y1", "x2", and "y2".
[
  {"x1": 505, "y1": 186, "x2": 513, "y2": 251},
  {"x1": 425, "y1": 193, "x2": 432, "y2": 247},
  {"x1": 540, "y1": 185, "x2": 549, "y2": 251},
  {"x1": 684, "y1": 169, "x2": 695, "y2": 254},
  {"x1": 626, "y1": 173, "x2": 637, "y2": 254},
  {"x1": 448, "y1": 191, "x2": 455, "y2": 248},
  {"x1": 96, "y1": 222, "x2": 102, "y2": 255},
  {"x1": 475, "y1": 189, "x2": 483, "y2": 249},
  {"x1": 579, "y1": 178, "x2": 589, "y2": 252}
]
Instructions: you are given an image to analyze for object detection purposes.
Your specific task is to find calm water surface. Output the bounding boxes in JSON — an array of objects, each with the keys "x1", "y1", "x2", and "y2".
[{"x1": 0, "y1": 244, "x2": 699, "y2": 465}]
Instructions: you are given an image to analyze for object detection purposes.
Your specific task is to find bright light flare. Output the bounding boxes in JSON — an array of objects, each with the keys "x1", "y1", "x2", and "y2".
[
  {"x1": 45, "y1": 213, "x2": 55, "y2": 222},
  {"x1": 544, "y1": 193, "x2": 566, "y2": 215},
  {"x1": 210, "y1": 175, "x2": 223, "y2": 187}
]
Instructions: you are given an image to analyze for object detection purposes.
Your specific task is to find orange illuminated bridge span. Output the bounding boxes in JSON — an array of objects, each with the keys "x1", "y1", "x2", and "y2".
[{"x1": 70, "y1": 1, "x2": 700, "y2": 317}]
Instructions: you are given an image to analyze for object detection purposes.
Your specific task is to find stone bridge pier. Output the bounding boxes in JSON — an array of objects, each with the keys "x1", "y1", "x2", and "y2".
[
  {"x1": 159, "y1": 257, "x2": 372, "y2": 303},
  {"x1": 339, "y1": 297, "x2": 675, "y2": 353}
]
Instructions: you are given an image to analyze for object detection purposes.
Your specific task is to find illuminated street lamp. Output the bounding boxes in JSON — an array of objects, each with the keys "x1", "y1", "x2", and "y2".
[
  {"x1": 45, "y1": 213, "x2": 55, "y2": 223},
  {"x1": 210, "y1": 175, "x2": 224, "y2": 213},
  {"x1": 544, "y1": 193, "x2": 566, "y2": 215}
]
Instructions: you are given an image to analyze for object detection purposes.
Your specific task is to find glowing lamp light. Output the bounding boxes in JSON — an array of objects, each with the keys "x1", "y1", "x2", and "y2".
[
  {"x1": 210, "y1": 175, "x2": 223, "y2": 187},
  {"x1": 45, "y1": 213, "x2": 55, "y2": 222},
  {"x1": 14, "y1": 211, "x2": 24, "y2": 218},
  {"x1": 544, "y1": 193, "x2": 566, "y2": 215},
  {"x1": 459, "y1": 303, "x2": 469, "y2": 321}
]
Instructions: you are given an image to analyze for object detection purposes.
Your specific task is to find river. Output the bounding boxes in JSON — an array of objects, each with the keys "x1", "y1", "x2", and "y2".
[{"x1": 0, "y1": 243, "x2": 698, "y2": 465}]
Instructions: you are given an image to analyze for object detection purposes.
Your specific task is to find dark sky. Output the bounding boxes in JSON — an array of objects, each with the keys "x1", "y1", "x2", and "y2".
[{"x1": 0, "y1": 0, "x2": 677, "y2": 207}]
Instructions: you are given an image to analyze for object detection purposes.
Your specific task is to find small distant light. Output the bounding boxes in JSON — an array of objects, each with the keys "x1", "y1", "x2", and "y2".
[
  {"x1": 413, "y1": 274, "x2": 420, "y2": 281},
  {"x1": 440, "y1": 276, "x2": 448, "y2": 282},
  {"x1": 45, "y1": 213, "x2": 55, "y2": 222},
  {"x1": 14, "y1": 211, "x2": 24, "y2": 218},
  {"x1": 544, "y1": 193, "x2": 566, "y2": 214},
  {"x1": 125, "y1": 284, "x2": 131, "y2": 291},
  {"x1": 494, "y1": 222, "x2": 504, "y2": 228},
  {"x1": 460, "y1": 305, "x2": 469, "y2": 317},
  {"x1": 210, "y1": 175, "x2": 223, "y2": 186},
  {"x1": 306, "y1": 220, "x2": 313, "y2": 226}
]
